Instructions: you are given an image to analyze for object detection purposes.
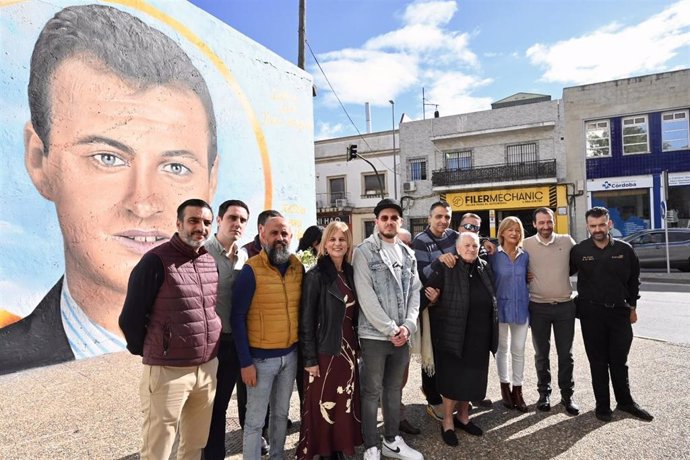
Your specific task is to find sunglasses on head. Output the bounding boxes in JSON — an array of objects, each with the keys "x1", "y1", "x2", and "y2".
[{"x1": 462, "y1": 223, "x2": 480, "y2": 232}]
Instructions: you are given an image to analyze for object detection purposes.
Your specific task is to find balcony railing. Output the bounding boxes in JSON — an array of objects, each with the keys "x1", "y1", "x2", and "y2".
[
  {"x1": 316, "y1": 191, "x2": 352, "y2": 209},
  {"x1": 432, "y1": 159, "x2": 556, "y2": 187}
]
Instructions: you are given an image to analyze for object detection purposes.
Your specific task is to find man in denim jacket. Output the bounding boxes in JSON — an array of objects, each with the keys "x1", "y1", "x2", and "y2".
[{"x1": 353, "y1": 199, "x2": 423, "y2": 460}]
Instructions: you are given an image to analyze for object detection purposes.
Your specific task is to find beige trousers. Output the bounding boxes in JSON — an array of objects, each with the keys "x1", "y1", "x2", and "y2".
[{"x1": 139, "y1": 358, "x2": 218, "y2": 460}]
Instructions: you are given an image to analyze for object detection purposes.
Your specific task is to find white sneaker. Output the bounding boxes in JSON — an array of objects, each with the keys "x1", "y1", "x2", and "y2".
[
  {"x1": 364, "y1": 446, "x2": 381, "y2": 460},
  {"x1": 382, "y1": 435, "x2": 423, "y2": 460}
]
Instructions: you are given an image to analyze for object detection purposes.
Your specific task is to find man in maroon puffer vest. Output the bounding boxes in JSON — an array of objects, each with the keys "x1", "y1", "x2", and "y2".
[{"x1": 120, "y1": 198, "x2": 222, "y2": 459}]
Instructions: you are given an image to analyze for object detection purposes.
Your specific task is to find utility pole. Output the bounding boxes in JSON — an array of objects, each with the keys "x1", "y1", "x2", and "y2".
[{"x1": 298, "y1": 0, "x2": 306, "y2": 69}]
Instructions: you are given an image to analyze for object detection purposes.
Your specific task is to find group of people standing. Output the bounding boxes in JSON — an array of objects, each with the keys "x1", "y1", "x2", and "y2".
[{"x1": 118, "y1": 196, "x2": 652, "y2": 460}]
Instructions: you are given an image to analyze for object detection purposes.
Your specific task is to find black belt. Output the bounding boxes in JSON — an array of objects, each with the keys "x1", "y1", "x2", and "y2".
[
  {"x1": 531, "y1": 300, "x2": 572, "y2": 306},
  {"x1": 584, "y1": 299, "x2": 627, "y2": 309}
]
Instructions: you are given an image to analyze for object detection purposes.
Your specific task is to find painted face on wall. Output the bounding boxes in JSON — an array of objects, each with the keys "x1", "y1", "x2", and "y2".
[{"x1": 25, "y1": 57, "x2": 218, "y2": 301}]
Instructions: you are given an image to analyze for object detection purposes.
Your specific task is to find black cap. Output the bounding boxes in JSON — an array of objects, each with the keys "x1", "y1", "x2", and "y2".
[{"x1": 374, "y1": 198, "x2": 403, "y2": 217}]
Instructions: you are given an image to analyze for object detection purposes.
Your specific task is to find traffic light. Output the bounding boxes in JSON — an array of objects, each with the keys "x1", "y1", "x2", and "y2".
[{"x1": 347, "y1": 144, "x2": 358, "y2": 161}]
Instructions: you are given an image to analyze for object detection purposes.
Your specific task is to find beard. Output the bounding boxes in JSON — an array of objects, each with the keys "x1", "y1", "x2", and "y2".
[
  {"x1": 180, "y1": 230, "x2": 206, "y2": 249},
  {"x1": 264, "y1": 241, "x2": 291, "y2": 265}
]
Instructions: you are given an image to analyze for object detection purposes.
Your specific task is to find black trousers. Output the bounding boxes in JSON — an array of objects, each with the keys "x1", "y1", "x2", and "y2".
[
  {"x1": 529, "y1": 300, "x2": 576, "y2": 398},
  {"x1": 204, "y1": 334, "x2": 242, "y2": 459},
  {"x1": 578, "y1": 302, "x2": 635, "y2": 409}
]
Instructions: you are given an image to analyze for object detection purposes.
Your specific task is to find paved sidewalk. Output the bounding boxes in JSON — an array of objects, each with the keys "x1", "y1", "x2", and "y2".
[{"x1": 1, "y1": 325, "x2": 688, "y2": 459}]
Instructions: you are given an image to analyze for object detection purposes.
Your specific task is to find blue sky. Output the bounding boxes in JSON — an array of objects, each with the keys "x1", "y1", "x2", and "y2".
[{"x1": 190, "y1": 0, "x2": 690, "y2": 139}]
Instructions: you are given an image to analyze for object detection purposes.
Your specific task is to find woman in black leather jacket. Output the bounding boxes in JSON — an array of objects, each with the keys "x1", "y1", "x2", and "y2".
[{"x1": 297, "y1": 221, "x2": 362, "y2": 460}]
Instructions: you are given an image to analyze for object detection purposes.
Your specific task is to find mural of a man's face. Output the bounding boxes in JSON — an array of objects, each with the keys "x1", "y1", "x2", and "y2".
[{"x1": 25, "y1": 57, "x2": 218, "y2": 300}]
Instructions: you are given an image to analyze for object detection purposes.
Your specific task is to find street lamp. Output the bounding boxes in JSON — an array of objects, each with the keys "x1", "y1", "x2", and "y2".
[{"x1": 389, "y1": 99, "x2": 397, "y2": 200}]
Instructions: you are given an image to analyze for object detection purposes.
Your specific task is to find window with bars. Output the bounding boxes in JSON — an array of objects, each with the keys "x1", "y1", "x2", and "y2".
[
  {"x1": 622, "y1": 115, "x2": 649, "y2": 154},
  {"x1": 662, "y1": 110, "x2": 689, "y2": 152},
  {"x1": 409, "y1": 218, "x2": 427, "y2": 237},
  {"x1": 445, "y1": 151, "x2": 472, "y2": 170},
  {"x1": 408, "y1": 158, "x2": 427, "y2": 181},
  {"x1": 586, "y1": 120, "x2": 611, "y2": 157},
  {"x1": 506, "y1": 142, "x2": 537, "y2": 164},
  {"x1": 363, "y1": 220, "x2": 376, "y2": 238}
]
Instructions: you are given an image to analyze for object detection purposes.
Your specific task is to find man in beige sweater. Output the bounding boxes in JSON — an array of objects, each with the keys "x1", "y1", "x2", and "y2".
[{"x1": 523, "y1": 207, "x2": 579, "y2": 416}]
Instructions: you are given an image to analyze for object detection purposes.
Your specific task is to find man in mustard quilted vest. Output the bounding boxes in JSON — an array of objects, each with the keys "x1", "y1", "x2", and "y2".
[{"x1": 231, "y1": 214, "x2": 304, "y2": 459}]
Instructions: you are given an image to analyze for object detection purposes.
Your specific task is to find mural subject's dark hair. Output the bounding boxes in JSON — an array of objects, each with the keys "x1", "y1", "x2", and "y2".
[
  {"x1": 218, "y1": 200, "x2": 250, "y2": 219},
  {"x1": 177, "y1": 199, "x2": 213, "y2": 222},
  {"x1": 28, "y1": 4, "x2": 218, "y2": 172}
]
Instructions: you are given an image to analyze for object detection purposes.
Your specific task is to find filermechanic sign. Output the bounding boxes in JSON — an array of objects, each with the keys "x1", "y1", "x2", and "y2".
[{"x1": 448, "y1": 186, "x2": 551, "y2": 211}]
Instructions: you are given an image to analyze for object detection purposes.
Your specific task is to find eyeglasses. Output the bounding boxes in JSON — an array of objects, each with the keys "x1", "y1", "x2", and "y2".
[
  {"x1": 378, "y1": 215, "x2": 400, "y2": 222},
  {"x1": 461, "y1": 223, "x2": 480, "y2": 232}
]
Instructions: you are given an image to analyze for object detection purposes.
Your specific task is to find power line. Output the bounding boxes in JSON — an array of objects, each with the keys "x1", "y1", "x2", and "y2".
[{"x1": 306, "y1": 39, "x2": 397, "y2": 177}]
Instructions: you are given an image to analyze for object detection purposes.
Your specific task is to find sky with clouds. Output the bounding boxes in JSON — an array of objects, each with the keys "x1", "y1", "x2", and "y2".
[{"x1": 191, "y1": 0, "x2": 690, "y2": 139}]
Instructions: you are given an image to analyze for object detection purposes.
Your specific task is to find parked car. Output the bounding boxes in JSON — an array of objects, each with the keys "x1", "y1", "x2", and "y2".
[{"x1": 622, "y1": 228, "x2": 690, "y2": 272}]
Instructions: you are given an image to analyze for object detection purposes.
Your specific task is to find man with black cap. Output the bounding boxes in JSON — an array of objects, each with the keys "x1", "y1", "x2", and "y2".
[{"x1": 353, "y1": 199, "x2": 423, "y2": 460}]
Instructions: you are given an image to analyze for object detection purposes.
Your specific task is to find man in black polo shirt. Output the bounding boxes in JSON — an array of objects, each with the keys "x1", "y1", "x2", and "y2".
[{"x1": 570, "y1": 206, "x2": 653, "y2": 423}]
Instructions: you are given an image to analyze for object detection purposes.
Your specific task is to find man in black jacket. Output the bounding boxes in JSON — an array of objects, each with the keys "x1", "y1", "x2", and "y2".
[{"x1": 570, "y1": 206, "x2": 653, "y2": 423}]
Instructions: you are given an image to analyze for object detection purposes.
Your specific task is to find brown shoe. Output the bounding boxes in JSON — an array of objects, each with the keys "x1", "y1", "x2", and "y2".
[
  {"x1": 511, "y1": 385, "x2": 528, "y2": 412},
  {"x1": 501, "y1": 382, "x2": 513, "y2": 409}
]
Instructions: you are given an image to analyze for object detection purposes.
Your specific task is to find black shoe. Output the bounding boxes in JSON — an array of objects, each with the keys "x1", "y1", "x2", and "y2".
[
  {"x1": 537, "y1": 394, "x2": 551, "y2": 412},
  {"x1": 561, "y1": 397, "x2": 580, "y2": 416},
  {"x1": 441, "y1": 427, "x2": 459, "y2": 446},
  {"x1": 616, "y1": 403, "x2": 654, "y2": 421},
  {"x1": 595, "y1": 407, "x2": 613, "y2": 422},
  {"x1": 472, "y1": 399, "x2": 493, "y2": 408},
  {"x1": 453, "y1": 418, "x2": 483, "y2": 436},
  {"x1": 399, "y1": 419, "x2": 421, "y2": 435}
]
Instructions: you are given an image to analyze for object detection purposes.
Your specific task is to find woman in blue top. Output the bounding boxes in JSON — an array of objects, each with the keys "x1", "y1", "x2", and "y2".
[{"x1": 488, "y1": 216, "x2": 530, "y2": 412}]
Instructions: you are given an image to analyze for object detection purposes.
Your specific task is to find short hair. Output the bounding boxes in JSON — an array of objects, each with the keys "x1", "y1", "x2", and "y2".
[
  {"x1": 429, "y1": 200, "x2": 451, "y2": 215},
  {"x1": 457, "y1": 231, "x2": 480, "y2": 246},
  {"x1": 585, "y1": 206, "x2": 610, "y2": 220},
  {"x1": 497, "y1": 216, "x2": 525, "y2": 247},
  {"x1": 218, "y1": 200, "x2": 249, "y2": 219},
  {"x1": 317, "y1": 221, "x2": 353, "y2": 263},
  {"x1": 256, "y1": 210, "x2": 282, "y2": 229},
  {"x1": 28, "y1": 4, "x2": 217, "y2": 171},
  {"x1": 532, "y1": 207, "x2": 554, "y2": 222},
  {"x1": 460, "y1": 213, "x2": 481, "y2": 224},
  {"x1": 177, "y1": 199, "x2": 213, "y2": 222}
]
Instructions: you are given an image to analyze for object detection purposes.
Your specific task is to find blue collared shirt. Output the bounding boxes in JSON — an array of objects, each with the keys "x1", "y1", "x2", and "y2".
[
  {"x1": 488, "y1": 247, "x2": 530, "y2": 325},
  {"x1": 61, "y1": 278, "x2": 126, "y2": 359}
]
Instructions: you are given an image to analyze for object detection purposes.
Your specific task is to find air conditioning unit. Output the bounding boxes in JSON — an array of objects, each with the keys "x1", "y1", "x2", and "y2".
[
  {"x1": 403, "y1": 181, "x2": 416, "y2": 192},
  {"x1": 335, "y1": 198, "x2": 348, "y2": 208},
  {"x1": 365, "y1": 189, "x2": 378, "y2": 195}
]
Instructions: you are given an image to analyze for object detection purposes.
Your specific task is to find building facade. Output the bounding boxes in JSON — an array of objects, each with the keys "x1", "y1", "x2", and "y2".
[
  {"x1": 314, "y1": 131, "x2": 397, "y2": 243},
  {"x1": 563, "y1": 69, "x2": 690, "y2": 240},
  {"x1": 398, "y1": 95, "x2": 571, "y2": 238}
]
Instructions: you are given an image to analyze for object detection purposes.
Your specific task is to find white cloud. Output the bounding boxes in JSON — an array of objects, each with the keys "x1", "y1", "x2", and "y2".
[
  {"x1": 0, "y1": 221, "x2": 24, "y2": 236},
  {"x1": 312, "y1": 0, "x2": 482, "y2": 109},
  {"x1": 0, "y1": 280, "x2": 43, "y2": 318},
  {"x1": 423, "y1": 70, "x2": 493, "y2": 115},
  {"x1": 315, "y1": 121, "x2": 347, "y2": 140},
  {"x1": 527, "y1": 0, "x2": 690, "y2": 84}
]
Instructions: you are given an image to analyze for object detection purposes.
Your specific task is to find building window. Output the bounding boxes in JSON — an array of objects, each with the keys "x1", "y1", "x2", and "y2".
[
  {"x1": 408, "y1": 158, "x2": 427, "y2": 181},
  {"x1": 445, "y1": 151, "x2": 472, "y2": 170},
  {"x1": 409, "y1": 218, "x2": 427, "y2": 237},
  {"x1": 363, "y1": 220, "x2": 376, "y2": 238},
  {"x1": 506, "y1": 142, "x2": 537, "y2": 164},
  {"x1": 586, "y1": 120, "x2": 611, "y2": 157},
  {"x1": 591, "y1": 189, "x2": 650, "y2": 237},
  {"x1": 328, "y1": 176, "x2": 345, "y2": 206},
  {"x1": 662, "y1": 110, "x2": 689, "y2": 152},
  {"x1": 362, "y1": 172, "x2": 386, "y2": 197},
  {"x1": 622, "y1": 115, "x2": 649, "y2": 154}
]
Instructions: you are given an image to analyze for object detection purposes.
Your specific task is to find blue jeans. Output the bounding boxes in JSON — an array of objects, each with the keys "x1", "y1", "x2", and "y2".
[
  {"x1": 243, "y1": 349, "x2": 297, "y2": 460},
  {"x1": 360, "y1": 339, "x2": 410, "y2": 449}
]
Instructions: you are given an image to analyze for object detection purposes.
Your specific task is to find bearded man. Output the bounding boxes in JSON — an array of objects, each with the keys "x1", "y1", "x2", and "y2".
[{"x1": 231, "y1": 214, "x2": 304, "y2": 459}]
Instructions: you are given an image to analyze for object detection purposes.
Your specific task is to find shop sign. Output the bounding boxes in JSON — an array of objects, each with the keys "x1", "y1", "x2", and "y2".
[
  {"x1": 447, "y1": 186, "x2": 551, "y2": 211},
  {"x1": 669, "y1": 173, "x2": 690, "y2": 187},
  {"x1": 317, "y1": 212, "x2": 350, "y2": 227},
  {"x1": 587, "y1": 175, "x2": 652, "y2": 191}
]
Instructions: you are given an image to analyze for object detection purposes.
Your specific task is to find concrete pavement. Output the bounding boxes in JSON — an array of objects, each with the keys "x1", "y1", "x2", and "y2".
[{"x1": 1, "y1": 324, "x2": 689, "y2": 459}]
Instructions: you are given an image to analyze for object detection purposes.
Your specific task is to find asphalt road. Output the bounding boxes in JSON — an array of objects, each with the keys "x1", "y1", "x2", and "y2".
[{"x1": 635, "y1": 283, "x2": 690, "y2": 345}]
